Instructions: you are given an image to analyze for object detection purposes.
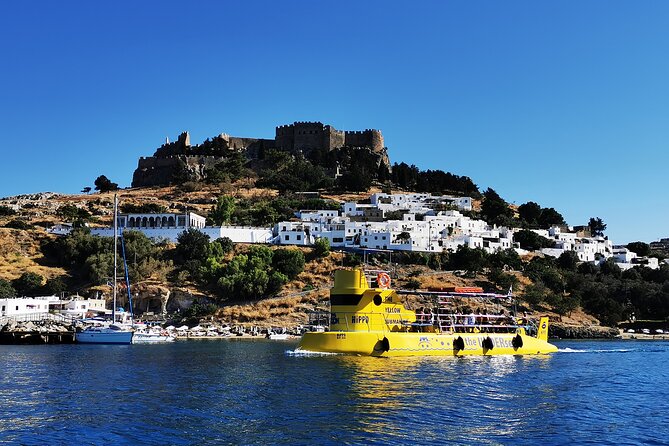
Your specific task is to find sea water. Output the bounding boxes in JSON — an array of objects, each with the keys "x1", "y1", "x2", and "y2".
[{"x1": 1, "y1": 339, "x2": 667, "y2": 445}]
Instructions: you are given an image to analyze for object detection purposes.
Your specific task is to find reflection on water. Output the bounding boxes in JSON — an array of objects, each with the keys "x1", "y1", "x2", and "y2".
[{"x1": 1, "y1": 340, "x2": 668, "y2": 445}]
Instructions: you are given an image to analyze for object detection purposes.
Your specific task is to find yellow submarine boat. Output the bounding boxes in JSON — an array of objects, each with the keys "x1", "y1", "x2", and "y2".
[{"x1": 299, "y1": 269, "x2": 558, "y2": 356}]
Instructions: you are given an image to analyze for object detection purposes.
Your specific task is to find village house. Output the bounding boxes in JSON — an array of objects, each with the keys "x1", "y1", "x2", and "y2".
[{"x1": 89, "y1": 211, "x2": 273, "y2": 244}]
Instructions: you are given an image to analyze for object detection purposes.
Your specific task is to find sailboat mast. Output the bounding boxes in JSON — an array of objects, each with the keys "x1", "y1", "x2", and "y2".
[{"x1": 112, "y1": 194, "x2": 118, "y2": 324}]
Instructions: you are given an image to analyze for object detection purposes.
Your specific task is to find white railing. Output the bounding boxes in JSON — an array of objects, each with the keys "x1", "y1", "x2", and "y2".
[{"x1": 0, "y1": 312, "x2": 75, "y2": 326}]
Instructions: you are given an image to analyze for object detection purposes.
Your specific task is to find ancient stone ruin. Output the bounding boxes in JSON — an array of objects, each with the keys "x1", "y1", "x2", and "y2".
[{"x1": 131, "y1": 121, "x2": 390, "y2": 187}]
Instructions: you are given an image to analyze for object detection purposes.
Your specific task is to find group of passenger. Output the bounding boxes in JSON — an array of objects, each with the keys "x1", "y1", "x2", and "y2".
[{"x1": 411, "y1": 306, "x2": 528, "y2": 333}]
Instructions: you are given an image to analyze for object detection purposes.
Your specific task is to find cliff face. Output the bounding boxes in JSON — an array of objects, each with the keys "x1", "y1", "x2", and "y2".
[
  {"x1": 132, "y1": 155, "x2": 222, "y2": 187},
  {"x1": 131, "y1": 122, "x2": 390, "y2": 188}
]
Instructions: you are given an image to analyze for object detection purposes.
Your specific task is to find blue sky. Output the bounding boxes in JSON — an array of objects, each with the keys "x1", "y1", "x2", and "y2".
[{"x1": 1, "y1": 1, "x2": 667, "y2": 244}]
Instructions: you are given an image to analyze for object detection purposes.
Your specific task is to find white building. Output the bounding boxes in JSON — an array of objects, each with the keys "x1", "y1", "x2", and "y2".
[
  {"x1": 274, "y1": 207, "x2": 512, "y2": 254},
  {"x1": 61, "y1": 297, "x2": 107, "y2": 318},
  {"x1": 0, "y1": 297, "x2": 50, "y2": 317},
  {"x1": 90, "y1": 211, "x2": 273, "y2": 244},
  {"x1": 370, "y1": 192, "x2": 473, "y2": 212}
]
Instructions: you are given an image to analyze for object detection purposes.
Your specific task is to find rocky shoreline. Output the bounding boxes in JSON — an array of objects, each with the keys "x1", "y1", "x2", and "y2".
[
  {"x1": 549, "y1": 323, "x2": 619, "y2": 339},
  {"x1": 0, "y1": 320, "x2": 75, "y2": 344}
]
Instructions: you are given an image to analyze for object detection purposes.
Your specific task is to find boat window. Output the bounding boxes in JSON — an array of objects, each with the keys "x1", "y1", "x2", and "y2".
[{"x1": 330, "y1": 294, "x2": 364, "y2": 306}]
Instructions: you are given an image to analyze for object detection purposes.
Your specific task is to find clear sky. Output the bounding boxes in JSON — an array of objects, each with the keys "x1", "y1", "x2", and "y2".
[{"x1": 1, "y1": 1, "x2": 667, "y2": 244}]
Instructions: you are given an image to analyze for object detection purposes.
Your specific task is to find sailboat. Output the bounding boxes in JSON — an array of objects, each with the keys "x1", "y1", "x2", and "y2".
[{"x1": 76, "y1": 194, "x2": 134, "y2": 345}]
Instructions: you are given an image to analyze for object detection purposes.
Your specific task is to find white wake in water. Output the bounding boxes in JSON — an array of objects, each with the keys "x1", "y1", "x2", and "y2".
[
  {"x1": 559, "y1": 347, "x2": 634, "y2": 353},
  {"x1": 285, "y1": 348, "x2": 342, "y2": 357}
]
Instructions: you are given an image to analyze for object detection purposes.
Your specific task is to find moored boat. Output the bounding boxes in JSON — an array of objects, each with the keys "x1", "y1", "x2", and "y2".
[
  {"x1": 298, "y1": 269, "x2": 558, "y2": 356},
  {"x1": 76, "y1": 324, "x2": 133, "y2": 345},
  {"x1": 76, "y1": 195, "x2": 134, "y2": 345},
  {"x1": 132, "y1": 328, "x2": 175, "y2": 343}
]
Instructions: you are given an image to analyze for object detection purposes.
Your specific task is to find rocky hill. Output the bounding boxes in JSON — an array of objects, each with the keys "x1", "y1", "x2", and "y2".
[
  {"x1": 132, "y1": 121, "x2": 391, "y2": 188},
  {"x1": 0, "y1": 184, "x2": 614, "y2": 337}
]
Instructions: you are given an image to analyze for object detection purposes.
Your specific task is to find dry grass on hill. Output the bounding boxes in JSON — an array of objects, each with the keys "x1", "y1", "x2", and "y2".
[{"x1": 0, "y1": 228, "x2": 66, "y2": 282}]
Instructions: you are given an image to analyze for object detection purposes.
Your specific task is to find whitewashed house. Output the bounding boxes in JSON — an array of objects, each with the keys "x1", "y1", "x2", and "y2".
[
  {"x1": 90, "y1": 211, "x2": 273, "y2": 244},
  {"x1": 0, "y1": 297, "x2": 50, "y2": 317},
  {"x1": 62, "y1": 297, "x2": 107, "y2": 318}
]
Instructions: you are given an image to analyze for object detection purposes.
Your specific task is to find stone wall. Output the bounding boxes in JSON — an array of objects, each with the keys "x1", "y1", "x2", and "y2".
[
  {"x1": 132, "y1": 155, "x2": 223, "y2": 187},
  {"x1": 132, "y1": 122, "x2": 389, "y2": 187}
]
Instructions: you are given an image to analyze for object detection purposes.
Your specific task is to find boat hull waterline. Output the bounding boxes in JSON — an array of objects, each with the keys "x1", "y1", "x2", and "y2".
[
  {"x1": 300, "y1": 331, "x2": 557, "y2": 356},
  {"x1": 76, "y1": 330, "x2": 133, "y2": 345}
]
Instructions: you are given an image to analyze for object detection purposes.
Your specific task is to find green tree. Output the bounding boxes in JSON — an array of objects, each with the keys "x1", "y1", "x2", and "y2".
[
  {"x1": 85, "y1": 252, "x2": 114, "y2": 285},
  {"x1": 578, "y1": 262, "x2": 598, "y2": 275},
  {"x1": 176, "y1": 229, "x2": 210, "y2": 264},
  {"x1": 57, "y1": 204, "x2": 91, "y2": 222},
  {"x1": 557, "y1": 251, "x2": 579, "y2": 270},
  {"x1": 513, "y1": 229, "x2": 556, "y2": 251},
  {"x1": 588, "y1": 217, "x2": 607, "y2": 237},
  {"x1": 518, "y1": 201, "x2": 542, "y2": 226},
  {"x1": 272, "y1": 249, "x2": 305, "y2": 279},
  {"x1": 523, "y1": 282, "x2": 548, "y2": 308},
  {"x1": 314, "y1": 237, "x2": 330, "y2": 257},
  {"x1": 267, "y1": 271, "x2": 289, "y2": 294},
  {"x1": 211, "y1": 237, "x2": 234, "y2": 255},
  {"x1": 600, "y1": 258, "x2": 621, "y2": 278},
  {"x1": 94, "y1": 175, "x2": 119, "y2": 192},
  {"x1": 487, "y1": 268, "x2": 519, "y2": 292},
  {"x1": 209, "y1": 196, "x2": 236, "y2": 225},
  {"x1": 44, "y1": 276, "x2": 68, "y2": 295},
  {"x1": 0, "y1": 205, "x2": 16, "y2": 216},
  {"x1": 12, "y1": 272, "x2": 44, "y2": 296},
  {"x1": 449, "y1": 245, "x2": 488, "y2": 277},
  {"x1": 627, "y1": 241, "x2": 651, "y2": 257},
  {"x1": 488, "y1": 248, "x2": 523, "y2": 271},
  {"x1": 537, "y1": 207, "x2": 566, "y2": 229},
  {"x1": 0, "y1": 279, "x2": 16, "y2": 298},
  {"x1": 5, "y1": 219, "x2": 32, "y2": 230},
  {"x1": 338, "y1": 165, "x2": 373, "y2": 193},
  {"x1": 480, "y1": 188, "x2": 514, "y2": 226}
]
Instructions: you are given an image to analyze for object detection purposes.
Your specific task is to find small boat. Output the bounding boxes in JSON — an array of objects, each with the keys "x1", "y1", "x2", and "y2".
[
  {"x1": 132, "y1": 328, "x2": 175, "y2": 343},
  {"x1": 298, "y1": 269, "x2": 558, "y2": 356},
  {"x1": 76, "y1": 324, "x2": 133, "y2": 345},
  {"x1": 267, "y1": 332, "x2": 290, "y2": 340}
]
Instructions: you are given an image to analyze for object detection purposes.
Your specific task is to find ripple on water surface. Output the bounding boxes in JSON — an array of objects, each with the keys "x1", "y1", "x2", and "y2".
[{"x1": 1, "y1": 339, "x2": 668, "y2": 445}]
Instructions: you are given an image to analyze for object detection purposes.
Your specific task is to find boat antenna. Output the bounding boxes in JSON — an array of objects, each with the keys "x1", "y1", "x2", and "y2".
[{"x1": 112, "y1": 193, "x2": 118, "y2": 325}]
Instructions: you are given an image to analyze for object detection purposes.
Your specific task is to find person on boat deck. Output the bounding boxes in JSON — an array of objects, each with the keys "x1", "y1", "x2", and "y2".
[
  {"x1": 412, "y1": 307, "x2": 423, "y2": 332},
  {"x1": 497, "y1": 309, "x2": 507, "y2": 332}
]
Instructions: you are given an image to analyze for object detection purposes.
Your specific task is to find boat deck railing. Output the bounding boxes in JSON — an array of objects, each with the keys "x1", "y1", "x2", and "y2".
[{"x1": 326, "y1": 310, "x2": 532, "y2": 334}]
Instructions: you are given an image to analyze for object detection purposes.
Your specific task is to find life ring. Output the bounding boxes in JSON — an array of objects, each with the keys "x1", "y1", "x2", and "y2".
[{"x1": 377, "y1": 272, "x2": 391, "y2": 288}]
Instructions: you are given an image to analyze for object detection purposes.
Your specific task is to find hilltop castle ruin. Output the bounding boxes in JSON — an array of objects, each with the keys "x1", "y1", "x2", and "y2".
[{"x1": 131, "y1": 122, "x2": 389, "y2": 187}]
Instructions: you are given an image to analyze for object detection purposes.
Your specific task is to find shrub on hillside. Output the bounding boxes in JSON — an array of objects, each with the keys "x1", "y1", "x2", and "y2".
[
  {"x1": 12, "y1": 272, "x2": 44, "y2": 296},
  {"x1": 514, "y1": 230, "x2": 556, "y2": 251},
  {"x1": 313, "y1": 238, "x2": 330, "y2": 258},
  {"x1": 0, "y1": 205, "x2": 16, "y2": 216},
  {"x1": 4, "y1": 219, "x2": 32, "y2": 230},
  {"x1": 0, "y1": 279, "x2": 16, "y2": 299}
]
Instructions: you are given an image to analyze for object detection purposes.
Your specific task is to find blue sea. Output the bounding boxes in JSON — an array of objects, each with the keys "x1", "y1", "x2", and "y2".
[{"x1": 1, "y1": 339, "x2": 667, "y2": 445}]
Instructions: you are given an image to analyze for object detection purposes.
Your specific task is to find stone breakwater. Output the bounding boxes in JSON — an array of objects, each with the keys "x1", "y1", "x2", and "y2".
[
  {"x1": 549, "y1": 323, "x2": 619, "y2": 339},
  {"x1": 0, "y1": 320, "x2": 75, "y2": 344}
]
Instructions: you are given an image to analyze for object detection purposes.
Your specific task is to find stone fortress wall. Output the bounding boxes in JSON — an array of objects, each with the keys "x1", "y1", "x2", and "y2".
[{"x1": 132, "y1": 121, "x2": 387, "y2": 187}]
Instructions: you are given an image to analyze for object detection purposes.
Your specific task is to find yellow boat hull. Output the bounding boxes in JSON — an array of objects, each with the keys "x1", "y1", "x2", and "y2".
[{"x1": 299, "y1": 331, "x2": 558, "y2": 357}]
